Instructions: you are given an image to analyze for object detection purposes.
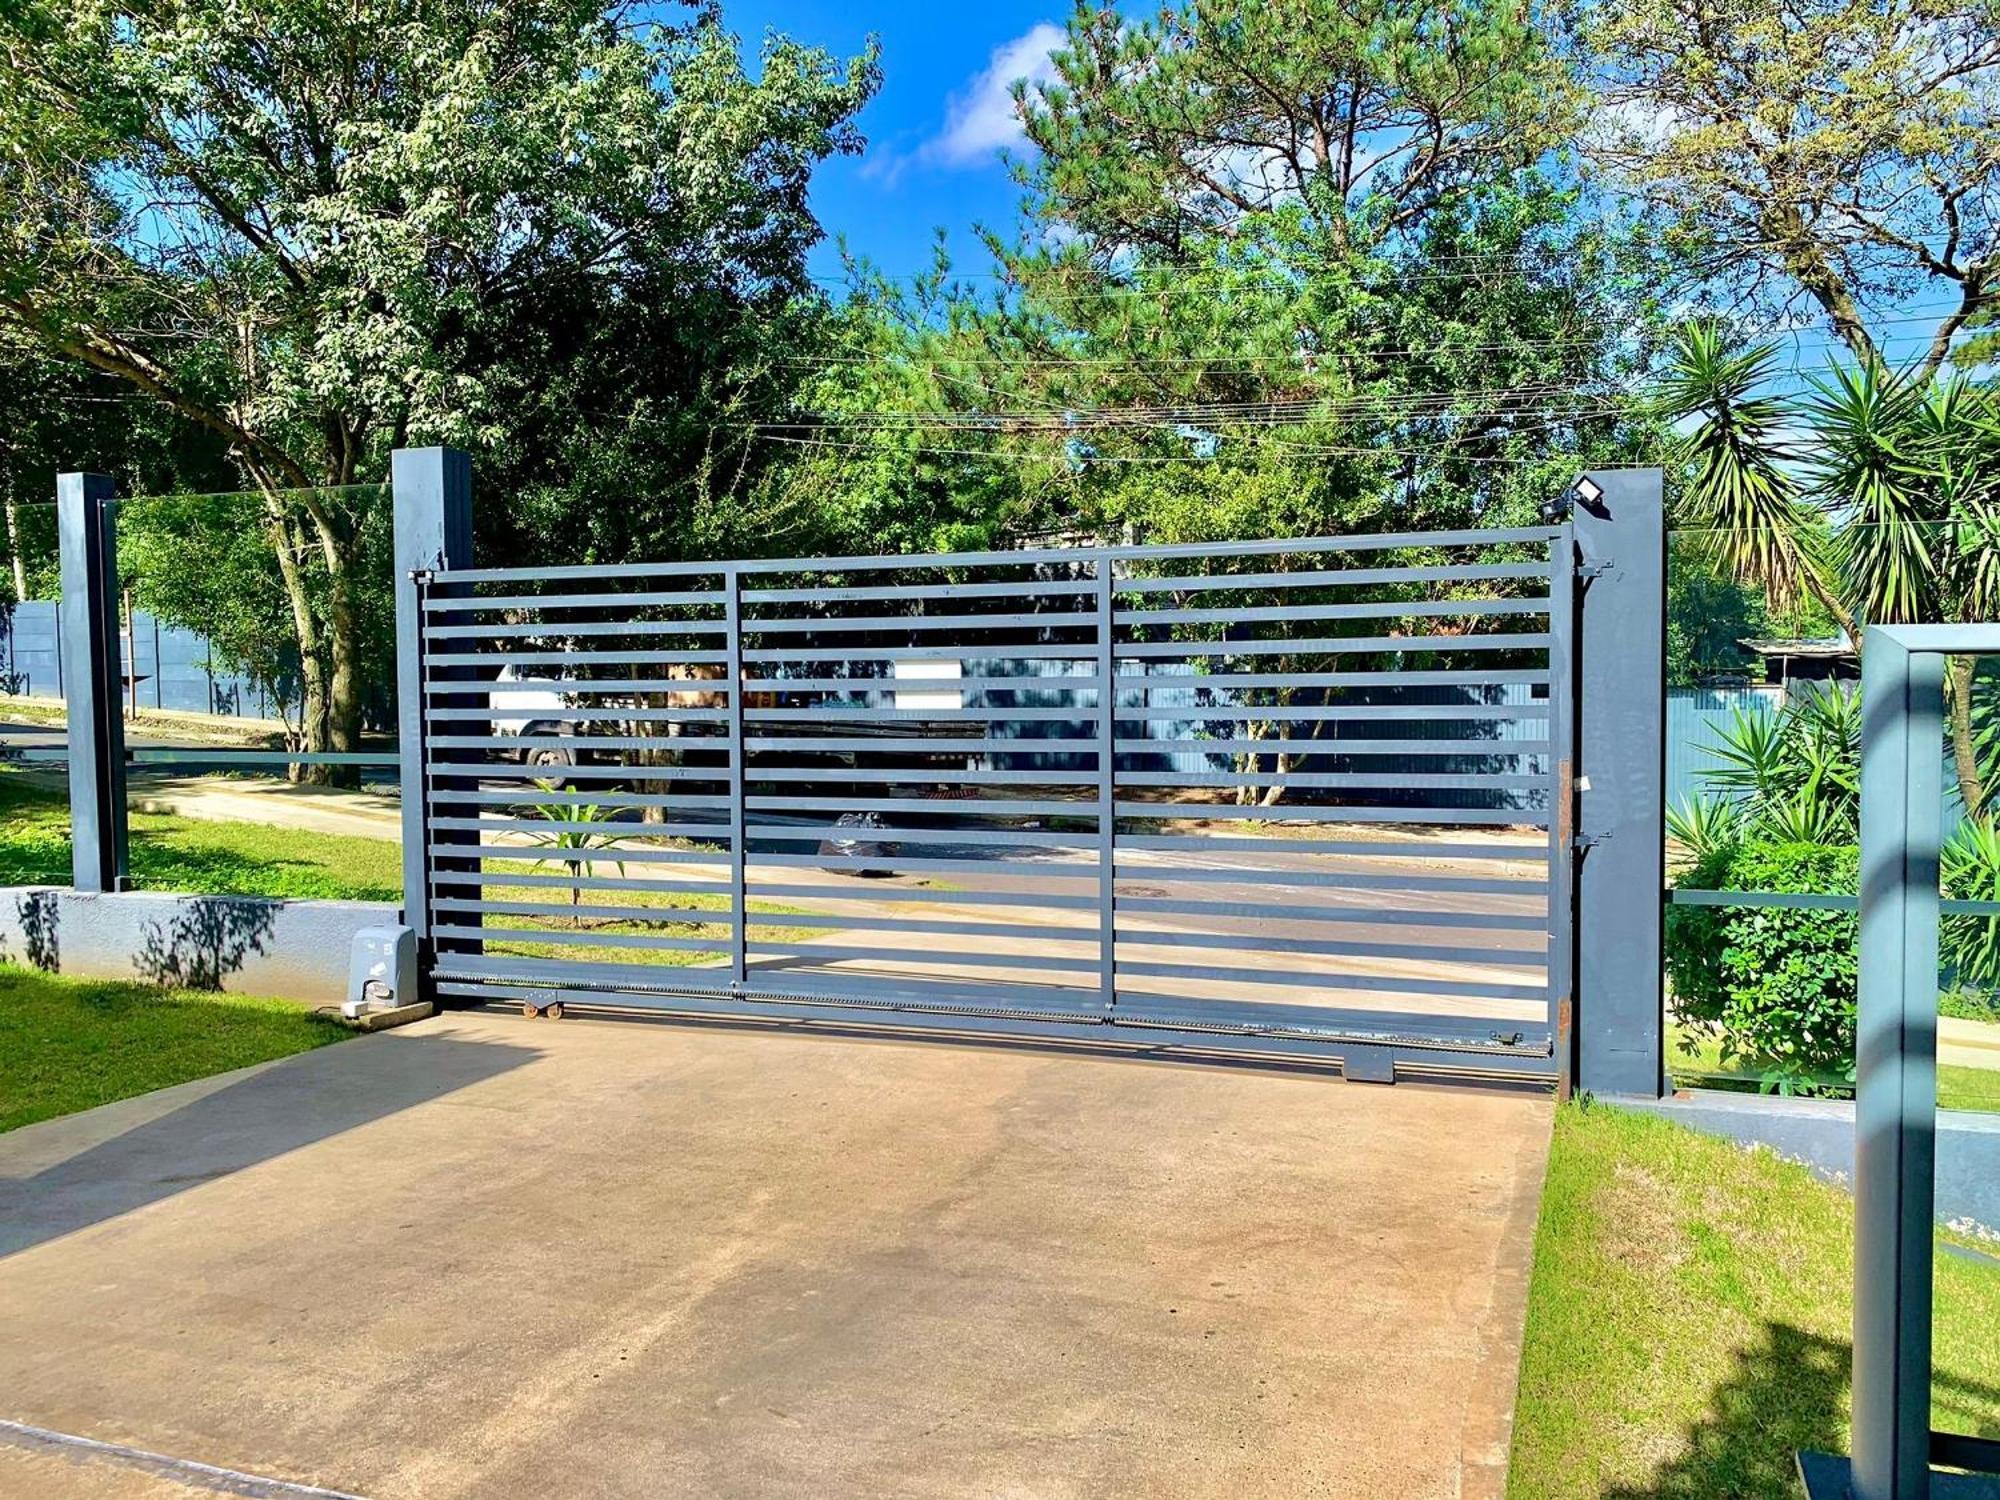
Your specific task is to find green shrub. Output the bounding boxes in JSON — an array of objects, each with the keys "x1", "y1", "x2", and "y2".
[{"x1": 1666, "y1": 840, "x2": 1858, "y2": 1091}]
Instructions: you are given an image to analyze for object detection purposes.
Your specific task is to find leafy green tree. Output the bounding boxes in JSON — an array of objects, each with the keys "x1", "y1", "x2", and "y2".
[
  {"x1": 1584, "y1": 0, "x2": 2000, "y2": 377},
  {"x1": 797, "y1": 0, "x2": 1662, "y2": 551},
  {"x1": 1664, "y1": 322, "x2": 2000, "y2": 812},
  {"x1": 0, "y1": 0, "x2": 875, "y2": 772}
]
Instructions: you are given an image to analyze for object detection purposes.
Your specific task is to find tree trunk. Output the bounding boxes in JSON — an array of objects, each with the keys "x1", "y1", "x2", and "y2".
[
  {"x1": 313, "y1": 514, "x2": 364, "y2": 791},
  {"x1": 265, "y1": 503, "x2": 331, "y2": 786},
  {"x1": 4, "y1": 489, "x2": 25, "y2": 602},
  {"x1": 1948, "y1": 654, "x2": 1987, "y2": 821}
]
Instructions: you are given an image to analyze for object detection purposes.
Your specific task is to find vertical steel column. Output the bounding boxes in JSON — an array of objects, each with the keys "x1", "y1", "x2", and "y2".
[
  {"x1": 56, "y1": 471, "x2": 127, "y2": 892},
  {"x1": 1852, "y1": 630, "x2": 1943, "y2": 1500},
  {"x1": 725, "y1": 566, "x2": 747, "y2": 987},
  {"x1": 1546, "y1": 530, "x2": 1577, "y2": 1097},
  {"x1": 392, "y1": 448, "x2": 475, "y2": 997},
  {"x1": 1096, "y1": 559, "x2": 1117, "y2": 1015},
  {"x1": 1572, "y1": 468, "x2": 1667, "y2": 1097}
]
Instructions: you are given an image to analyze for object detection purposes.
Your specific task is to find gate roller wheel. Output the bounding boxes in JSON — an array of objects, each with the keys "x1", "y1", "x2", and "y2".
[
  {"x1": 545, "y1": 1002, "x2": 564, "y2": 1021},
  {"x1": 521, "y1": 1002, "x2": 538, "y2": 1019}
]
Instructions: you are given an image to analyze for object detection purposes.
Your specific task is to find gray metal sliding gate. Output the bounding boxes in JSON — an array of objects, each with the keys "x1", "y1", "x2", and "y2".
[{"x1": 410, "y1": 525, "x2": 1574, "y2": 1081}]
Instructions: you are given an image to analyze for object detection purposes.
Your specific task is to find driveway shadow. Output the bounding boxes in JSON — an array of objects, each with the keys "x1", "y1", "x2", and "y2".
[{"x1": 0, "y1": 1027, "x2": 538, "y2": 1259}]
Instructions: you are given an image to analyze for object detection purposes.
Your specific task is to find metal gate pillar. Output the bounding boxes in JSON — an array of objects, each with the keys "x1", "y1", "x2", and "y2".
[
  {"x1": 392, "y1": 447, "x2": 475, "y2": 997},
  {"x1": 57, "y1": 471, "x2": 128, "y2": 892},
  {"x1": 1571, "y1": 468, "x2": 1666, "y2": 1097}
]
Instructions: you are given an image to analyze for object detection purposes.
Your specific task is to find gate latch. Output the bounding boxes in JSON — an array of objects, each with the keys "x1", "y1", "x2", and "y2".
[{"x1": 1572, "y1": 830, "x2": 1610, "y2": 854}]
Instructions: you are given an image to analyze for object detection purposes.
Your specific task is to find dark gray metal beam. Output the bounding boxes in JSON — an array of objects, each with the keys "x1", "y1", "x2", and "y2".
[
  {"x1": 56, "y1": 472, "x2": 127, "y2": 892},
  {"x1": 1572, "y1": 467, "x2": 1666, "y2": 1097},
  {"x1": 392, "y1": 447, "x2": 475, "y2": 997}
]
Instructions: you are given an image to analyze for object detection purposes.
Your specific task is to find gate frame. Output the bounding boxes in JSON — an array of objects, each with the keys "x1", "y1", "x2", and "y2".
[{"x1": 390, "y1": 449, "x2": 1665, "y2": 1087}]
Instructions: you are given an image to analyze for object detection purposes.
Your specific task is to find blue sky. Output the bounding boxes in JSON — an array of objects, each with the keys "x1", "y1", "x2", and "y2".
[{"x1": 719, "y1": 1, "x2": 1069, "y2": 281}]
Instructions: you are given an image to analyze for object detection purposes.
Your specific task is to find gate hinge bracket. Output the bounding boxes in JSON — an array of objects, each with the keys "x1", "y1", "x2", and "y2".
[{"x1": 408, "y1": 567, "x2": 434, "y2": 585}]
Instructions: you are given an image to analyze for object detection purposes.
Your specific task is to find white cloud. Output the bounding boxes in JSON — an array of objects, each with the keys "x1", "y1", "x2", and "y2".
[{"x1": 926, "y1": 23, "x2": 1066, "y2": 168}]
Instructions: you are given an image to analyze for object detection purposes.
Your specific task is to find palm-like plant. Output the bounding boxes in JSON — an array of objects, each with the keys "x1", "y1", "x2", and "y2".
[
  {"x1": 1671, "y1": 684, "x2": 1862, "y2": 854},
  {"x1": 1665, "y1": 322, "x2": 2000, "y2": 816},
  {"x1": 1659, "y1": 323, "x2": 1857, "y2": 640},
  {"x1": 526, "y1": 787, "x2": 628, "y2": 926}
]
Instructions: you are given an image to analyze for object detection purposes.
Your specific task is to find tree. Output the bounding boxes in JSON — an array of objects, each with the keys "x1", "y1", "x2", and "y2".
[
  {"x1": 1584, "y1": 0, "x2": 2000, "y2": 379},
  {"x1": 1663, "y1": 321, "x2": 2000, "y2": 813},
  {"x1": 0, "y1": 0, "x2": 875, "y2": 775},
  {"x1": 793, "y1": 0, "x2": 1661, "y2": 553}
]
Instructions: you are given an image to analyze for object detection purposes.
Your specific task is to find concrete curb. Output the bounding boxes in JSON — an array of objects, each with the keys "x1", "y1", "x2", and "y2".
[
  {"x1": 1610, "y1": 1088, "x2": 2000, "y2": 1236},
  {"x1": 0, "y1": 886, "x2": 399, "y2": 1007}
]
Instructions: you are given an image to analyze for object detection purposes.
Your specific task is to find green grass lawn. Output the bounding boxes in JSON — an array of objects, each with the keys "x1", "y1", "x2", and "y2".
[
  {"x1": 1669, "y1": 1025, "x2": 2000, "y2": 1115},
  {"x1": 1507, "y1": 1102, "x2": 2000, "y2": 1499},
  {"x1": 0, "y1": 963, "x2": 350, "y2": 1133},
  {"x1": 0, "y1": 769, "x2": 402, "y2": 900}
]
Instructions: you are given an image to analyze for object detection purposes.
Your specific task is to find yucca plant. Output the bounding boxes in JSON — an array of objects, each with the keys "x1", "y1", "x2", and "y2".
[
  {"x1": 526, "y1": 785, "x2": 628, "y2": 927},
  {"x1": 1665, "y1": 323, "x2": 2000, "y2": 816}
]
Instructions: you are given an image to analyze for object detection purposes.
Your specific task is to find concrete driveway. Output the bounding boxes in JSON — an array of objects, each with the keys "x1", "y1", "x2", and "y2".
[{"x1": 0, "y1": 1012, "x2": 1550, "y2": 1500}]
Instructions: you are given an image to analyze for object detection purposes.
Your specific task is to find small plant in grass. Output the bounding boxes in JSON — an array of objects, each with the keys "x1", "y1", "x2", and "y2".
[{"x1": 526, "y1": 784, "x2": 626, "y2": 927}]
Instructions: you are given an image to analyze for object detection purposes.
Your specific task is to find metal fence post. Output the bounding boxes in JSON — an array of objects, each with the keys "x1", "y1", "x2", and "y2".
[
  {"x1": 725, "y1": 565, "x2": 746, "y2": 987},
  {"x1": 1852, "y1": 628, "x2": 1943, "y2": 1500},
  {"x1": 392, "y1": 448, "x2": 475, "y2": 997},
  {"x1": 1571, "y1": 468, "x2": 1666, "y2": 1097},
  {"x1": 1547, "y1": 530, "x2": 1578, "y2": 1099},
  {"x1": 1096, "y1": 559, "x2": 1116, "y2": 1016},
  {"x1": 56, "y1": 471, "x2": 127, "y2": 892}
]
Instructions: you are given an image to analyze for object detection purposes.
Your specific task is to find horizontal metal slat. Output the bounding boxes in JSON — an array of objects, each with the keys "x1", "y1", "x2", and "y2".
[
  {"x1": 428, "y1": 650, "x2": 731, "y2": 668},
  {"x1": 1112, "y1": 865, "x2": 1546, "y2": 895},
  {"x1": 1120, "y1": 703, "x2": 1546, "y2": 722},
  {"x1": 746, "y1": 941, "x2": 1095, "y2": 971},
  {"x1": 743, "y1": 643, "x2": 1100, "y2": 664},
  {"x1": 426, "y1": 708, "x2": 731, "y2": 724},
  {"x1": 465, "y1": 872, "x2": 730, "y2": 895},
  {"x1": 1114, "y1": 834, "x2": 1549, "y2": 859},
  {"x1": 752, "y1": 852, "x2": 1092, "y2": 877},
  {"x1": 424, "y1": 588, "x2": 727, "y2": 613},
  {"x1": 745, "y1": 824, "x2": 1096, "y2": 849},
  {"x1": 1115, "y1": 633, "x2": 1553, "y2": 659},
  {"x1": 743, "y1": 578, "x2": 1096, "y2": 605},
  {"x1": 1115, "y1": 895, "x2": 1549, "y2": 929},
  {"x1": 1117, "y1": 561, "x2": 1548, "y2": 594},
  {"x1": 746, "y1": 795, "x2": 1097, "y2": 818},
  {"x1": 428, "y1": 763, "x2": 730, "y2": 782},
  {"x1": 1114, "y1": 669, "x2": 1548, "y2": 691},
  {"x1": 435, "y1": 898, "x2": 735, "y2": 924},
  {"x1": 746, "y1": 881, "x2": 1102, "y2": 911},
  {"x1": 424, "y1": 620, "x2": 728, "y2": 642},
  {"x1": 742, "y1": 609, "x2": 1099, "y2": 634},
  {"x1": 1120, "y1": 770, "x2": 1547, "y2": 790},
  {"x1": 429, "y1": 816, "x2": 736, "y2": 838},
  {"x1": 742, "y1": 736, "x2": 1095, "y2": 755},
  {"x1": 745, "y1": 913, "x2": 1093, "y2": 942},
  {"x1": 465, "y1": 926, "x2": 735, "y2": 953},
  {"x1": 1106, "y1": 992, "x2": 1551, "y2": 1048},
  {"x1": 745, "y1": 706, "x2": 1092, "y2": 722},
  {"x1": 1118, "y1": 598, "x2": 1548, "y2": 629},
  {"x1": 1114, "y1": 927, "x2": 1547, "y2": 967},
  {"x1": 1113, "y1": 960, "x2": 1547, "y2": 1001},
  {"x1": 1113, "y1": 737, "x2": 1548, "y2": 757},
  {"x1": 473, "y1": 845, "x2": 731, "y2": 865},
  {"x1": 742, "y1": 768, "x2": 1098, "y2": 786}
]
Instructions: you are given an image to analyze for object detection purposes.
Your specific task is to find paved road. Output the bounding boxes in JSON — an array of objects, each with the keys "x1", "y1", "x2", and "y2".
[{"x1": 0, "y1": 1013, "x2": 1552, "y2": 1499}]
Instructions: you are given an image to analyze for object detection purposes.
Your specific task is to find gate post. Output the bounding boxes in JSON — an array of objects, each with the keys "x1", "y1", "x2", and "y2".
[
  {"x1": 392, "y1": 448, "x2": 475, "y2": 998},
  {"x1": 56, "y1": 471, "x2": 128, "y2": 892},
  {"x1": 1571, "y1": 468, "x2": 1667, "y2": 1098}
]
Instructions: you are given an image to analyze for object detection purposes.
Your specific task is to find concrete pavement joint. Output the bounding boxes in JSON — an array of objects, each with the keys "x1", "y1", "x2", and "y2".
[{"x1": 0, "y1": 1418, "x2": 370, "y2": 1499}]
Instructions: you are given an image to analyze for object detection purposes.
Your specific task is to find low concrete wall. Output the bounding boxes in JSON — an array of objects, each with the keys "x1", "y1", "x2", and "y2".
[
  {"x1": 1615, "y1": 1089, "x2": 2000, "y2": 1237},
  {"x1": 0, "y1": 886, "x2": 399, "y2": 1006}
]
